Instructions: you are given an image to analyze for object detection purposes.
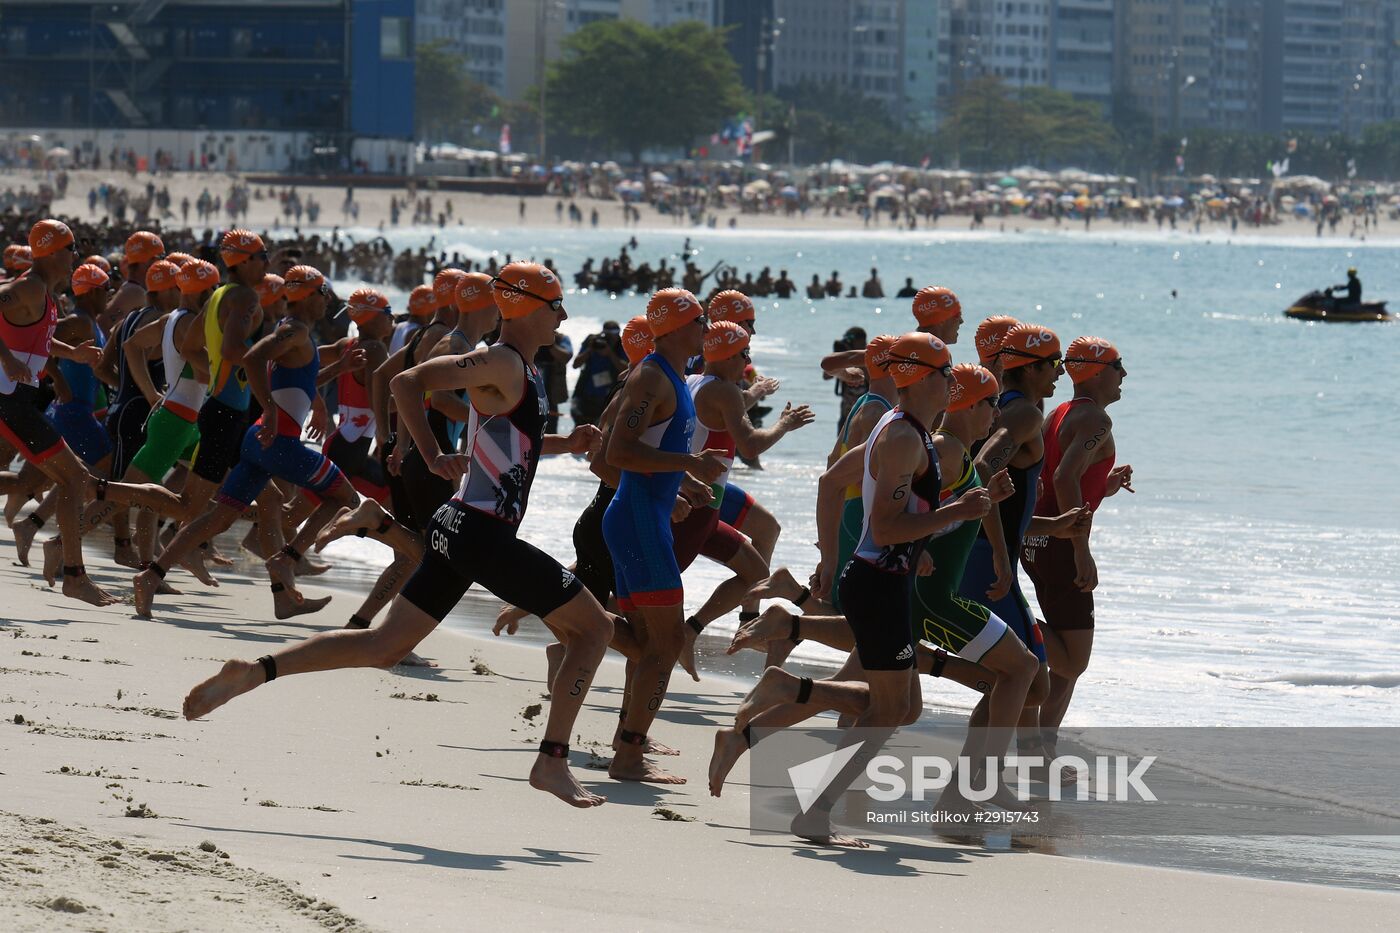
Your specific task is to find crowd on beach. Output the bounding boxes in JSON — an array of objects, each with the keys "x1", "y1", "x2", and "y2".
[{"x1": 3, "y1": 208, "x2": 1132, "y2": 843}]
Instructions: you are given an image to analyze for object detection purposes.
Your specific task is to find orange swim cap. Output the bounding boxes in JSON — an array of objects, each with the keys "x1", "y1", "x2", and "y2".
[
  {"x1": 886, "y1": 332, "x2": 952, "y2": 389},
  {"x1": 913, "y1": 286, "x2": 961, "y2": 327},
  {"x1": 948, "y1": 363, "x2": 1001, "y2": 412},
  {"x1": 974, "y1": 315, "x2": 1020, "y2": 364},
  {"x1": 83, "y1": 255, "x2": 113, "y2": 275},
  {"x1": 999, "y1": 323, "x2": 1061, "y2": 370},
  {"x1": 124, "y1": 231, "x2": 165, "y2": 265},
  {"x1": 408, "y1": 285, "x2": 438, "y2": 317},
  {"x1": 255, "y1": 274, "x2": 285, "y2": 309},
  {"x1": 164, "y1": 251, "x2": 195, "y2": 268},
  {"x1": 144, "y1": 259, "x2": 180, "y2": 293},
  {"x1": 621, "y1": 315, "x2": 653, "y2": 366},
  {"x1": 176, "y1": 260, "x2": 220, "y2": 295},
  {"x1": 433, "y1": 268, "x2": 467, "y2": 308},
  {"x1": 219, "y1": 229, "x2": 265, "y2": 267},
  {"x1": 282, "y1": 265, "x2": 326, "y2": 303},
  {"x1": 702, "y1": 320, "x2": 750, "y2": 362},
  {"x1": 1064, "y1": 336, "x2": 1121, "y2": 384},
  {"x1": 346, "y1": 287, "x2": 391, "y2": 325},
  {"x1": 454, "y1": 272, "x2": 496, "y2": 314},
  {"x1": 3, "y1": 244, "x2": 32, "y2": 272},
  {"x1": 864, "y1": 333, "x2": 897, "y2": 374},
  {"x1": 646, "y1": 287, "x2": 704, "y2": 337},
  {"x1": 28, "y1": 219, "x2": 74, "y2": 259},
  {"x1": 492, "y1": 261, "x2": 563, "y2": 319},
  {"x1": 708, "y1": 289, "x2": 756, "y2": 324},
  {"x1": 71, "y1": 263, "x2": 111, "y2": 296}
]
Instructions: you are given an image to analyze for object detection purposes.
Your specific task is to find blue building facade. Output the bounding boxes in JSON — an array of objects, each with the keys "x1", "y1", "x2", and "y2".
[{"x1": 0, "y1": 0, "x2": 413, "y2": 139}]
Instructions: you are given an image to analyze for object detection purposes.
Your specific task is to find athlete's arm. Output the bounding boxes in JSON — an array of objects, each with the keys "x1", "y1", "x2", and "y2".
[
  {"x1": 712, "y1": 382, "x2": 814, "y2": 459},
  {"x1": 244, "y1": 320, "x2": 308, "y2": 444},
  {"x1": 588, "y1": 386, "x2": 629, "y2": 486},
  {"x1": 105, "y1": 283, "x2": 144, "y2": 320},
  {"x1": 819, "y1": 348, "x2": 865, "y2": 379},
  {"x1": 973, "y1": 406, "x2": 1038, "y2": 597},
  {"x1": 93, "y1": 315, "x2": 126, "y2": 387},
  {"x1": 123, "y1": 314, "x2": 170, "y2": 406},
  {"x1": 1052, "y1": 409, "x2": 1110, "y2": 592},
  {"x1": 372, "y1": 343, "x2": 411, "y2": 445},
  {"x1": 541, "y1": 424, "x2": 600, "y2": 457},
  {"x1": 175, "y1": 314, "x2": 211, "y2": 383},
  {"x1": 46, "y1": 359, "x2": 73, "y2": 404},
  {"x1": 218, "y1": 289, "x2": 259, "y2": 365},
  {"x1": 869, "y1": 426, "x2": 989, "y2": 547},
  {"x1": 739, "y1": 375, "x2": 778, "y2": 409},
  {"x1": 316, "y1": 339, "x2": 364, "y2": 387},
  {"x1": 815, "y1": 443, "x2": 865, "y2": 597},
  {"x1": 390, "y1": 346, "x2": 520, "y2": 478},
  {"x1": 605, "y1": 363, "x2": 725, "y2": 481},
  {"x1": 428, "y1": 389, "x2": 472, "y2": 422}
]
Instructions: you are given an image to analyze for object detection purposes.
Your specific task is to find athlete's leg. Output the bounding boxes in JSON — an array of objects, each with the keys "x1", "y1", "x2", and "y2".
[
  {"x1": 1040, "y1": 627, "x2": 1093, "y2": 738},
  {"x1": 531, "y1": 588, "x2": 612, "y2": 806},
  {"x1": 35, "y1": 445, "x2": 121, "y2": 606},
  {"x1": 610, "y1": 603, "x2": 688, "y2": 784},
  {"x1": 132, "y1": 501, "x2": 243, "y2": 617}
]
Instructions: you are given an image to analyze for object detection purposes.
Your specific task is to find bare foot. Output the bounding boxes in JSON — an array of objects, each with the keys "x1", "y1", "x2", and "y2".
[
  {"x1": 206, "y1": 544, "x2": 235, "y2": 567},
  {"x1": 746, "y1": 565, "x2": 803, "y2": 604},
  {"x1": 183, "y1": 658, "x2": 265, "y2": 719},
  {"x1": 678, "y1": 622, "x2": 701, "y2": 682},
  {"x1": 11, "y1": 517, "x2": 38, "y2": 566},
  {"x1": 493, "y1": 605, "x2": 528, "y2": 636},
  {"x1": 792, "y1": 811, "x2": 869, "y2": 848},
  {"x1": 132, "y1": 567, "x2": 160, "y2": 618},
  {"x1": 608, "y1": 751, "x2": 687, "y2": 784},
  {"x1": 240, "y1": 524, "x2": 267, "y2": 558},
  {"x1": 728, "y1": 604, "x2": 794, "y2": 655},
  {"x1": 294, "y1": 554, "x2": 331, "y2": 576},
  {"x1": 62, "y1": 572, "x2": 121, "y2": 607},
  {"x1": 4, "y1": 492, "x2": 30, "y2": 526},
  {"x1": 178, "y1": 549, "x2": 219, "y2": 587},
  {"x1": 392, "y1": 650, "x2": 438, "y2": 668},
  {"x1": 274, "y1": 592, "x2": 332, "y2": 620},
  {"x1": 529, "y1": 754, "x2": 606, "y2": 808},
  {"x1": 156, "y1": 578, "x2": 183, "y2": 596},
  {"x1": 112, "y1": 541, "x2": 141, "y2": 569},
  {"x1": 611, "y1": 728, "x2": 680, "y2": 756},
  {"x1": 314, "y1": 501, "x2": 385, "y2": 553},
  {"x1": 544, "y1": 642, "x2": 564, "y2": 698},
  {"x1": 42, "y1": 537, "x2": 62, "y2": 587},
  {"x1": 764, "y1": 640, "x2": 797, "y2": 669},
  {"x1": 734, "y1": 666, "x2": 800, "y2": 734},
  {"x1": 708, "y1": 729, "x2": 748, "y2": 797}
]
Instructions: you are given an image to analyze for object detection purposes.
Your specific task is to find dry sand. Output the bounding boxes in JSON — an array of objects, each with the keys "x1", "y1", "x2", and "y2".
[
  {"x1": 7, "y1": 167, "x2": 1399, "y2": 242},
  {"x1": 3, "y1": 535, "x2": 1398, "y2": 932}
]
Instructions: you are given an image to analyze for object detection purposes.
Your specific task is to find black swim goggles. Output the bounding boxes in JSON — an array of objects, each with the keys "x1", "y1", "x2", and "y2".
[
  {"x1": 886, "y1": 354, "x2": 952, "y2": 378},
  {"x1": 1001, "y1": 348, "x2": 1063, "y2": 368},
  {"x1": 1063, "y1": 356, "x2": 1123, "y2": 372},
  {"x1": 491, "y1": 276, "x2": 565, "y2": 313}
]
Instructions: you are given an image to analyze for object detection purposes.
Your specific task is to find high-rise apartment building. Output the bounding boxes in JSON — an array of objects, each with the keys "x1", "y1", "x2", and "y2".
[
  {"x1": 1049, "y1": 0, "x2": 1114, "y2": 106},
  {"x1": 416, "y1": 0, "x2": 508, "y2": 93}
]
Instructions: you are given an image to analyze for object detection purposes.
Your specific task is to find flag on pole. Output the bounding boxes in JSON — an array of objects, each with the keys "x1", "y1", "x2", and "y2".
[{"x1": 499, "y1": 123, "x2": 511, "y2": 155}]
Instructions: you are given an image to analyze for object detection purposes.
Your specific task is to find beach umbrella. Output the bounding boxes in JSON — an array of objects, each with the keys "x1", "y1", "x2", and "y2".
[
  {"x1": 1165, "y1": 196, "x2": 1185, "y2": 207},
  {"x1": 648, "y1": 170, "x2": 670, "y2": 184},
  {"x1": 780, "y1": 185, "x2": 799, "y2": 198},
  {"x1": 1057, "y1": 194, "x2": 1076, "y2": 205},
  {"x1": 47, "y1": 146, "x2": 72, "y2": 161},
  {"x1": 1293, "y1": 203, "x2": 1311, "y2": 216},
  {"x1": 1104, "y1": 187, "x2": 1122, "y2": 197},
  {"x1": 997, "y1": 175, "x2": 1018, "y2": 187},
  {"x1": 1206, "y1": 198, "x2": 1226, "y2": 209}
]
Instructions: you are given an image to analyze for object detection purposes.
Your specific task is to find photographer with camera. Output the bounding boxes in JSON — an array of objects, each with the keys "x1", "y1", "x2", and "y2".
[{"x1": 570, "y1": 320, "x2": 627, "y2": 427}]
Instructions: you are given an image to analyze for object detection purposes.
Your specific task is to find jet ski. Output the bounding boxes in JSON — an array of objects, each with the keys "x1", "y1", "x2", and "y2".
[{"x1": 1284, "y1": 291, "x2": 1392, "y2": 323}]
